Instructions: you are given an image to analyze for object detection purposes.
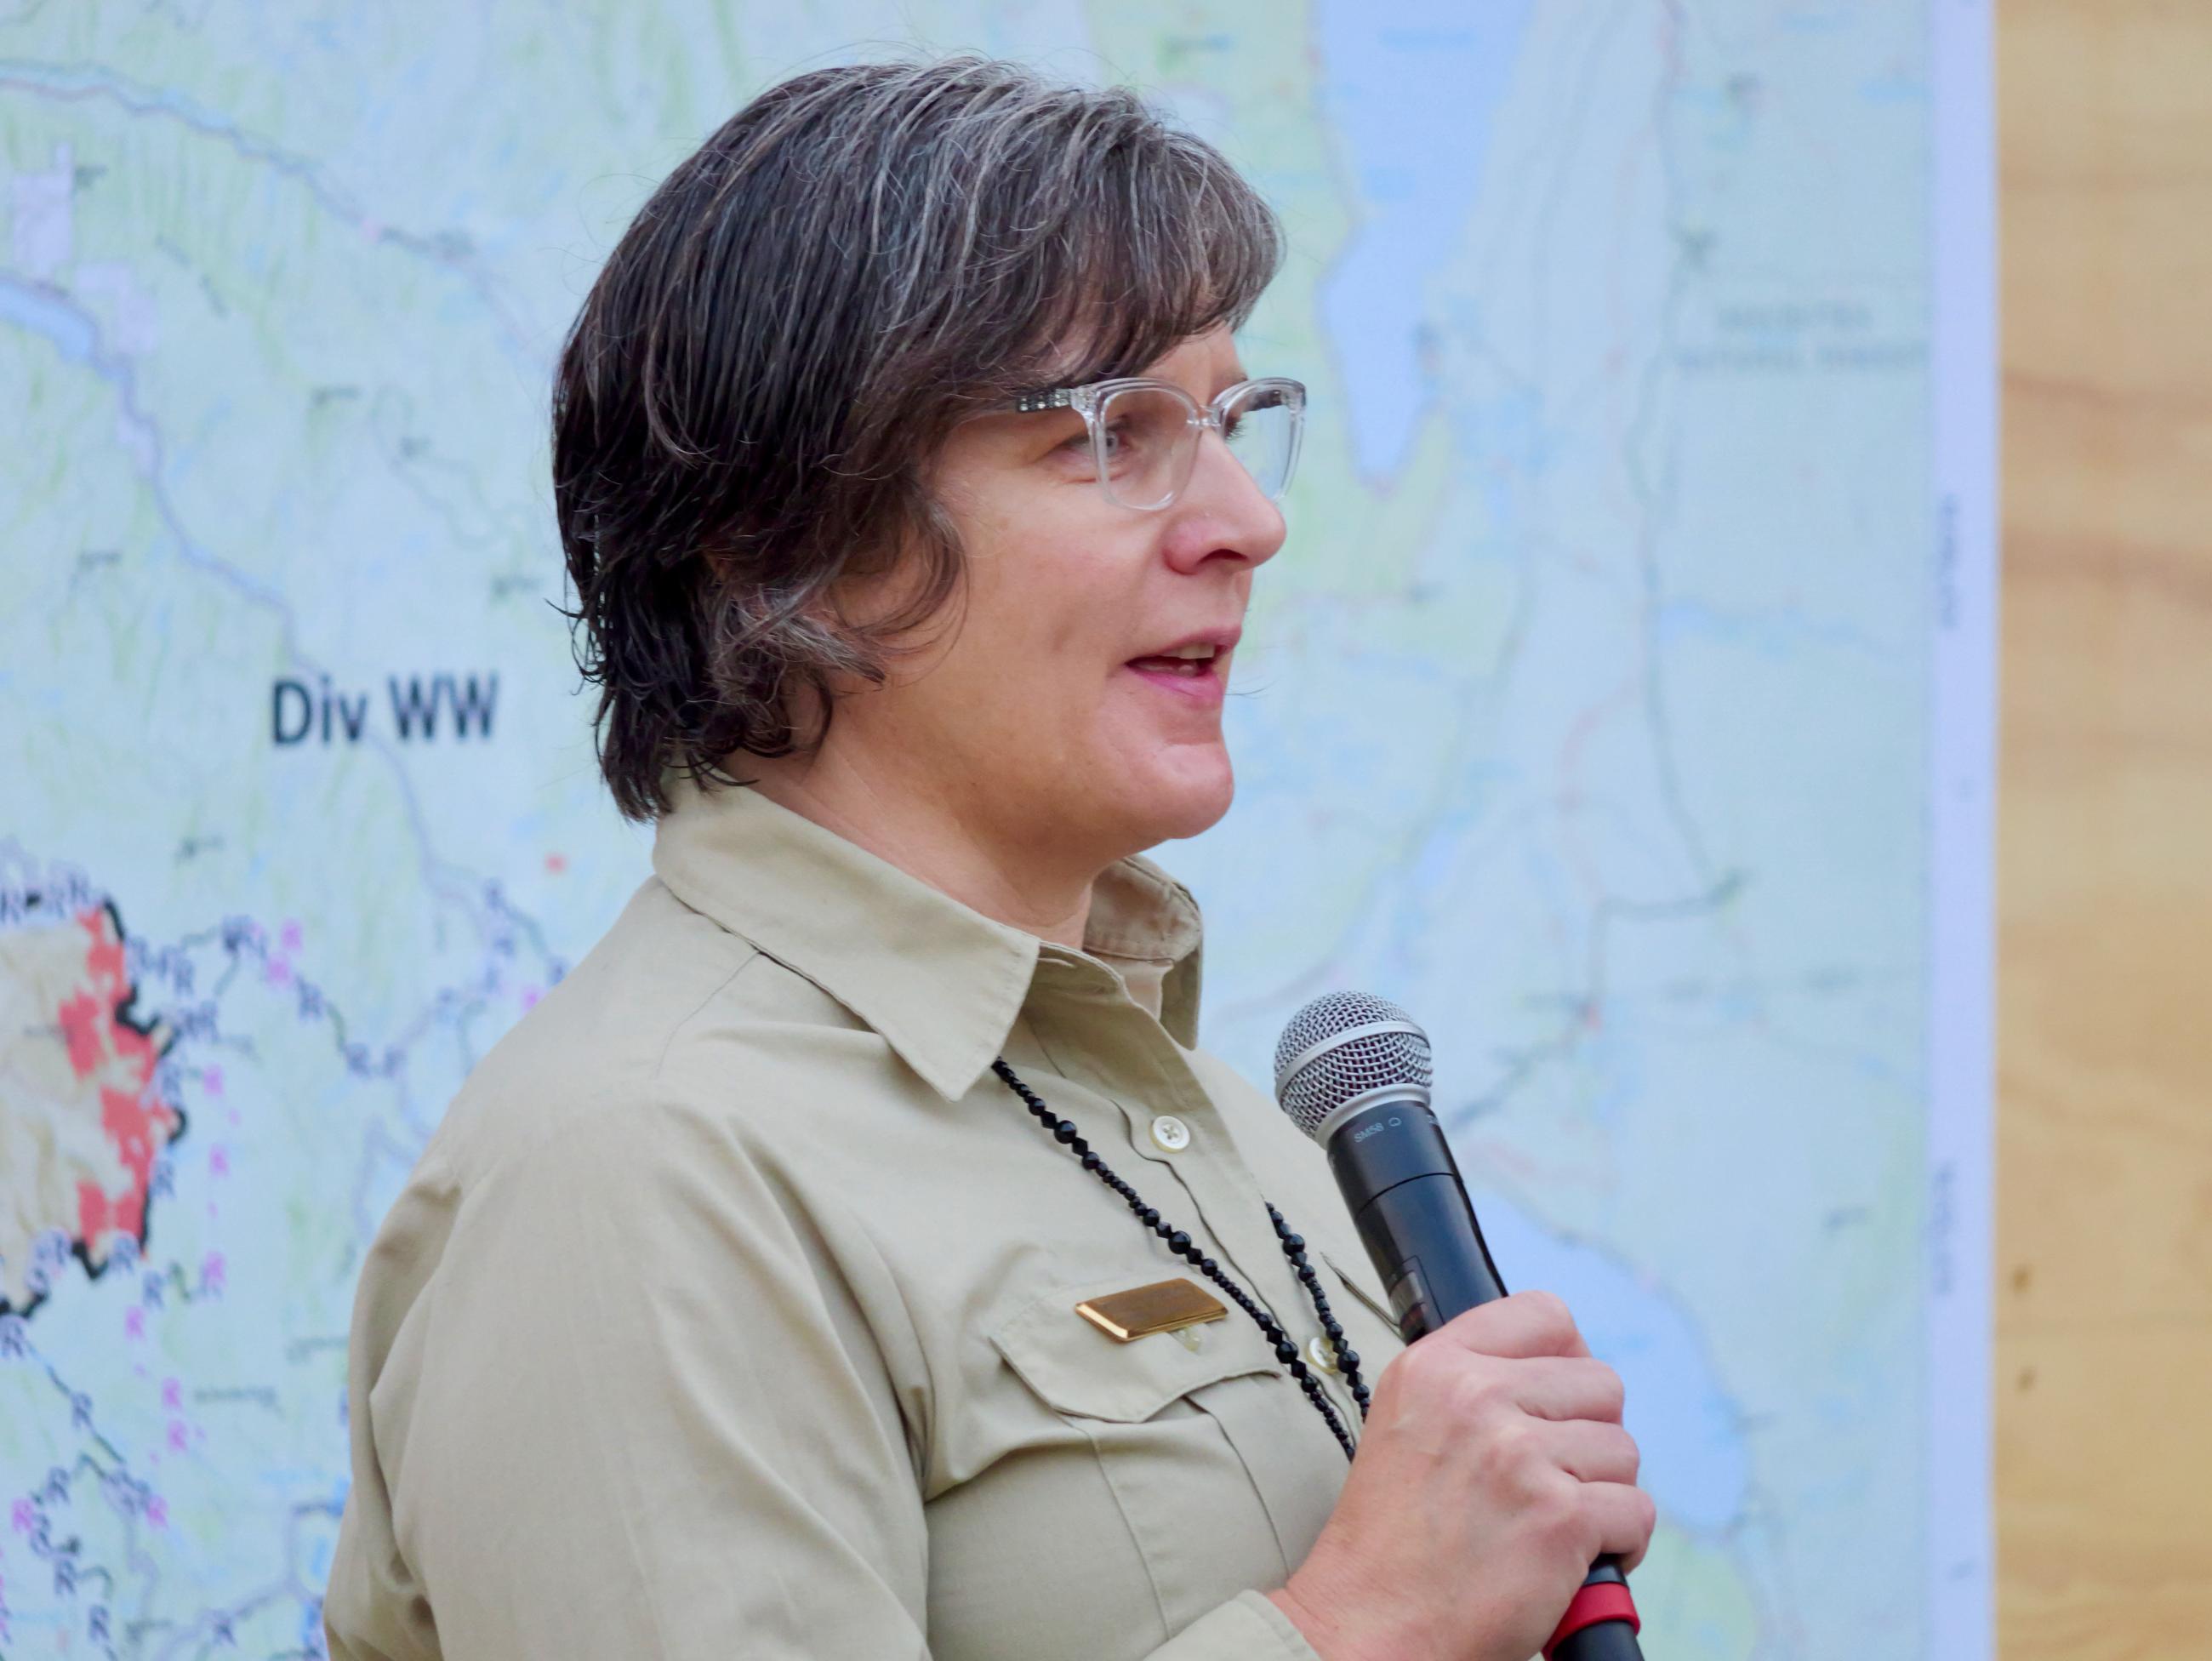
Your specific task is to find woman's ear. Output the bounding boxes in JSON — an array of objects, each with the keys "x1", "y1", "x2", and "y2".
[{"x1": 820, "y1": 511, "x2": 972, "y2": 686}]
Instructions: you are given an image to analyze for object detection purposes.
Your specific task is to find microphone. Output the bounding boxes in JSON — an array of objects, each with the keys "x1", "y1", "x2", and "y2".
[{"x1": 1274, "y1": 991, "x2": 1645, "y2": 1661}]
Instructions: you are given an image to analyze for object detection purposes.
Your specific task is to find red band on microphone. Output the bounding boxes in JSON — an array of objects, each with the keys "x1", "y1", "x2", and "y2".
[{"x1": 1542, "y1": 1581, "x2": 1640, "y2": 1658}]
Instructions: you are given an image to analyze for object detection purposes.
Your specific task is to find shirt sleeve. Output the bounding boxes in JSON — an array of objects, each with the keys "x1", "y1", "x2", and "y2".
[
  {"x1": 1153, "y1": 1591, "x2": 1327, "y2": 1659},
  {"x1": 324, "y1": 1089, "x2": 1325, "y2": 1661}
]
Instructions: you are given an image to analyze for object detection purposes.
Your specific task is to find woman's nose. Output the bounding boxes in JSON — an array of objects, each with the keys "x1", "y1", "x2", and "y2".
[{"x1": 1161, "y1": 432, "x2": 1289, "y2": 573}]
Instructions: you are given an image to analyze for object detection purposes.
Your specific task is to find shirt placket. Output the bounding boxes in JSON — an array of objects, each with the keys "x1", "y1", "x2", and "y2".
[{"x1": 1018, "y1": 956, "x2": 1343, "y2": 1421}]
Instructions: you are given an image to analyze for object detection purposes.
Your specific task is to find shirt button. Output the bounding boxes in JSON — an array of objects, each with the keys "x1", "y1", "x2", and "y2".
[
  {"x1": 1149, "y1": 1115, "x2": 1191, "y2": 1152},
  {"x1": 1307, "y1": 1335, "x2": 1340, "y2": 1373}
]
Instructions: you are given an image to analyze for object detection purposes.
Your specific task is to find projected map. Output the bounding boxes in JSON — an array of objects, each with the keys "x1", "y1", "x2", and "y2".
[{"x1": 1, "y1": 4, "x2": 1991, "y2": 1657}]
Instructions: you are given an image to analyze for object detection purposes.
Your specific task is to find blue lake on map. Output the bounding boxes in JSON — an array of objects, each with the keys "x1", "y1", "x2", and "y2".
[{"x1": 1314, "y1": 1, "x2": 1538, "y2": 482}]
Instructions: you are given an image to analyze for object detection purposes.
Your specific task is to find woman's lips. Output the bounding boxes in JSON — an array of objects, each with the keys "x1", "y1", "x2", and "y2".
[{"x1": 1122, "y1": 653, "x2": 1229, "y2": 705}]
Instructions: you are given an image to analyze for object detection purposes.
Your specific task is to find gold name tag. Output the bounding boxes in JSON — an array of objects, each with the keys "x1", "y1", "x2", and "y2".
[{"x1": 1075, "y1": 1279, "x2": 1229, "y2": 1343}]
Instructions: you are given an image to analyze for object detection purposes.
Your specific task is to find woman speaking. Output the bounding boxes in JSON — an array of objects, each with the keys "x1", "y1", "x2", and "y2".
[{"x1": 324, "y1": 56, "x2": 1652, "y2": 1661}]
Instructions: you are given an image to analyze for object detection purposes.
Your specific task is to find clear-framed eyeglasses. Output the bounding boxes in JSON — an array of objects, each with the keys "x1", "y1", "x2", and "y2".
[{"x1": 1012, "y1": 375, "x2": 1306, "y2": 512}]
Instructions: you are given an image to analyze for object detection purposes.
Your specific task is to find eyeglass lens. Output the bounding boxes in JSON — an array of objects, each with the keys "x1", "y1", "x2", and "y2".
[{"x1": 1094, "y1": 383, "x2": 1301, "y2": 511}]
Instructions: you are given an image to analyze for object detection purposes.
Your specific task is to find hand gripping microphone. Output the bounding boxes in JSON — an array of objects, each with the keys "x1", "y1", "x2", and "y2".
[{"x1": 1274, "y1": 992, "x2": 1645, "y2": 1661}]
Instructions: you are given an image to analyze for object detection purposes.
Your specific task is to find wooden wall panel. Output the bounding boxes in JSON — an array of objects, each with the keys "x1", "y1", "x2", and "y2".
[{"x1": 1998, "y1": 2, "x2": 2212, "y2": 1655}]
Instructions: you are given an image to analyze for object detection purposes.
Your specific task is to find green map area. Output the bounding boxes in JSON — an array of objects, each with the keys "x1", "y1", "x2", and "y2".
[{"x1": 1, "y1": 5, "x2": 1981, "y2": 1656}]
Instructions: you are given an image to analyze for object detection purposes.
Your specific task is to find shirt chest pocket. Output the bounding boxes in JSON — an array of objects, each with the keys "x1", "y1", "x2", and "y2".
[
  {"x1": 972, "y1": 1274, "x2": 1354, "y2": 1631},
  {"x1": 1319, "y1": 1244, "x2": 1410, "y2": 1357}
]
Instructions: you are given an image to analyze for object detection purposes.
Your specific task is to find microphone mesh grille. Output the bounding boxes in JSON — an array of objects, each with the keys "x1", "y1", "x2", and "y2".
[{"x1": 1273, "y1": 991, "x2": 1434, "y2": 1141}]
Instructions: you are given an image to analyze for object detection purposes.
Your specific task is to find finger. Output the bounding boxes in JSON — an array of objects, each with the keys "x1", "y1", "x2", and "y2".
[
  {"x1": 1577, "y1": 1481, "x2": 1659, "y2": 1574},
  {"x1": 1536, "y1": 1418, "x2": 1639, "y2": 1487},
  {"x1": 1432, "y1": 1289, "x2": 1591, "y2": 1361},
  {"x1": 1507, "y1": 1356, "x2": 1627, "y2": 1424}
]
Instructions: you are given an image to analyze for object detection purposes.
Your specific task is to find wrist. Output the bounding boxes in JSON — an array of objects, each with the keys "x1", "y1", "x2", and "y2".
[
  {"x1": 1264, "y1": 1578, "x2": 1394, "y2": 1661},
  {"x1": 1263, "y1": 1584, "x2": 1338, "y2": 1659}
]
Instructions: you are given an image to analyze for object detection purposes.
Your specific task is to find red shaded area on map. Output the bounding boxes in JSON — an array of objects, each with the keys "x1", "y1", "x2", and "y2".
[
  {"x1": 0, "y1": 901, "x2": 183, "y2": 1314},
  {"x1": 58, "y1": 909, "x2": 178, "y2": 1242}
]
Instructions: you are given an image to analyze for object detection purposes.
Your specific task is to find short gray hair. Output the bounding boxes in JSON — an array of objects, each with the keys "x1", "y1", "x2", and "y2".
[{"x1": 553, "y1": 55, "x2": 1284, "y2": 821}]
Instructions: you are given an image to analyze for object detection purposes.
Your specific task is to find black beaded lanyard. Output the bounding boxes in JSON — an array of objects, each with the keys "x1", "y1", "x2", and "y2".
[{"x1": 990, "y1": 1056, "x2": 1371, "y2": 1459}]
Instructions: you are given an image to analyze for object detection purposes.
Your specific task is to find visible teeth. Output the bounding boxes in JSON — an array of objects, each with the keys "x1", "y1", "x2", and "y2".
[{"x1": 1163, "y1": 643, "x2": 1217, "y2": 660}]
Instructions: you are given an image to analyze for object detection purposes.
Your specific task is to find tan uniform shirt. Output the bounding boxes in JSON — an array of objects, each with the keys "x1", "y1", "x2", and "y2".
[{"x1": 325, "y1": 779, "x2": 1406, "y2": 1660}]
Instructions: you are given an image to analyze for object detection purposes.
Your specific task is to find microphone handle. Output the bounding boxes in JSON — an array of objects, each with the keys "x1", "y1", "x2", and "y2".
[{"x1": 1327, "y1": 1103, "x2": 1644, "y2": 1661}]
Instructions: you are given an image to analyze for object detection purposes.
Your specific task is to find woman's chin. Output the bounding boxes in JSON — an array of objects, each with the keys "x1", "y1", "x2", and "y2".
[{"x1": 1119, "y1": 748, "x2": 1236, "y2": 847}]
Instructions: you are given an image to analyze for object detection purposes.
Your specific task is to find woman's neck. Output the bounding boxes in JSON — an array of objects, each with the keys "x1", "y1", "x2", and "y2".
[{"x1": 739, "y1": 747, "x2": 1101, "y2": 952}]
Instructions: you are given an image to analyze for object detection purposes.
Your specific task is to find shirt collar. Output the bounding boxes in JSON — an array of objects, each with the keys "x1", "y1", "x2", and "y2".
[{"x1": 649, "y1": 776, "x2": 1206, "y2": 1100}]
